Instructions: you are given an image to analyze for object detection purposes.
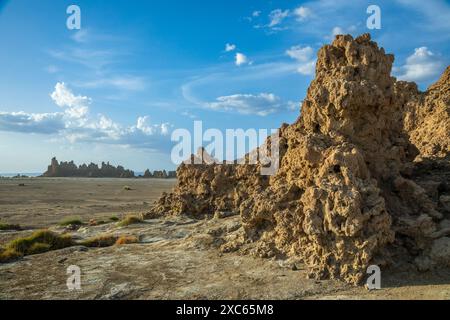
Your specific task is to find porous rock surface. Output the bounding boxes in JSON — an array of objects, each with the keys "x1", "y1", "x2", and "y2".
[{"x1": 148, "y1": 34, "x2": 450, "y2": 285}]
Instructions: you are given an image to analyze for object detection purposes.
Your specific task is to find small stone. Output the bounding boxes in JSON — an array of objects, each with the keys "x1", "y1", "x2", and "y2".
[{"x1": 58, "y1": 257, "x2": 68, "y2": 264}]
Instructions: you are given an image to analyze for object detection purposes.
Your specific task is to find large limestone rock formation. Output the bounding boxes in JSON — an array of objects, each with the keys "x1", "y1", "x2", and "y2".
[{"x1": 148, "y1": 34, "x2": 450, "y2": 285}]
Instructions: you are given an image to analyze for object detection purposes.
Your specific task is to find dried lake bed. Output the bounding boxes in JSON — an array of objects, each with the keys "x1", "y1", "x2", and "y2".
[{"x1": 0, "y1": 177, "x2": 176, "y2": 228}]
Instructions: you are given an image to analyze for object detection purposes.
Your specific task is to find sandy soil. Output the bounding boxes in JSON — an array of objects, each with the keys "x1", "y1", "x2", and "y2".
[
  {"x1": 0, "y1": 178, "x2": 176, "y2": 228},
  {"x1": 0, "y1": 178, "x2": 449, "y2": 300}
]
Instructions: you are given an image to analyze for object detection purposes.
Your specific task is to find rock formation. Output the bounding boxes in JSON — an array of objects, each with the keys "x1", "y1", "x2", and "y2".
[
  {"x1": 147, "y1": 34, "x2": 450, "y2": 285},
  {"x1": 43, "y1": 158, "x2": 135, "y2": 178},
  {"x1": 42, "y1": 158, "x2": 176, "y2": 179}
]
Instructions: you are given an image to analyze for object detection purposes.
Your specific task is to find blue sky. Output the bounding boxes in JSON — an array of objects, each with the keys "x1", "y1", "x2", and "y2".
[{"x1": 0, "y1": 0, "x2": 449, "y2": 172}]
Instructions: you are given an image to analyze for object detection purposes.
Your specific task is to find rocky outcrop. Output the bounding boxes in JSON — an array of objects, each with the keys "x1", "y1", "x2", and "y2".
[
  {"x1": 152, "y1": 170, "x2": 177, "y2": 179},
  {"x1": 147, "y1": 34, "x2": 449, "y2": 285},
  {"x1": 143, "y1": 169, "x2": 176, "y2": 179},
  {"x1": 43, "y1": 158, "x2": 136, "y2": 178},
  {"x1": 403, "y1": 66, "x2": 450, "y2": 158},
  {"x1": 42, "y1": 158, "x2": 176, "y2": 179}
]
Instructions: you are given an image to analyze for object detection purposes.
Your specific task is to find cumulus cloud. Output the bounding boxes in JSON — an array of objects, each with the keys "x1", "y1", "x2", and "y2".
[
  {"x1": 0, "y1": 112, "x2": 65, "y2": 134},
  {"x1": 396, "y1": 47, "x2": 445, "y2": 82},
  {"x1": 268, "y1": 9, "x2": 290, "y2": 28},
  {"x1": 252, "y1": 11, "x2": 261, "y2": 17},
  {"x1": 50, "y1": 82, "x2": 90, "y2": 119},
  {"x1": 235, "y1": 52, "x2": 249, "y2": 66},
  {"x1": 286, "y1": 45, "x2": 317, "y2": 76},
  {"x1": 0, "y1": 83, "x2": 171, "y2": 150},
  {"x1": 294, "y1": 6, "x2": 312, "y2": 21},
  {"x1": 51, "y1": 82, "x2": 90, "y2": 109},
  {"x1": 225, "y1": 43, "x2": 236, "y2": 52},
  {"x1": 205, "y1": 93, "x2": 297, "y2": 116}
]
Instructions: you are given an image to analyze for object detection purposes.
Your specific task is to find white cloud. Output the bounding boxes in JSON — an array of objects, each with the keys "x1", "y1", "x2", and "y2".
[
  {"x1": 294, "y1": 6, "x2": 312, "y2": 21},
  {"x1": 235, "y1": 53, "x2": 249, "y2": 66},
  {"x1": 72, "y1": 29, "x2": 89, "y2": 43},
  {"x1": 49, "y1": 48, "x2": 116, "y2": 71},
  {"x1": 332, "y1": 26, "x2": 345, "y2": 37},
  {"x1": 225, "y1": 43, "x2": 236, "y2": 52},
  {"x1": 396, "y1": 47, "x2": 445, "y2": 82},
  {"x1": 252, "y1": 11, "x2": 261, "y2": 17},
  {"x1": 297, "y1": 61, "x2": 317, "y2": 76},
  {"x1": 0, "y1": 83, "x2": 170, "y2": 150},
  {"x1": 0, "y1": 112, "x2": 65, "y2": 134},
  {"x1": 268, "y1": 9, "x2": 290, "y2": 28},
  {"x1": 50, "y1": 82, "x2": 90, "y2": 109},
  {"x1": 136, "y1": 116, "x2": 169, "y2": 135},
  {"x1": 396, "y1": 0, "x2": 450, "y2": 32},
  {"x1": 78, "y1": 76, "x2": 146, "y2": 91},
  {"x1": 205, "y1": 93, "x2": 296, "y2": 116},
  {"x1": 50, "y1": 82, "x2": 90, "y2": 119},
  {"x1": 286, "y1": 45, "x2": 314, "y2": 62},
  {"x1": 181, "y1": 110, "x2": 197, "y2": 119},
  {"x1": 46, "y1": 65, "x2": 59, "y2": 74},
  {"x1": 286, "y1": 45, "x2": 317, "y2": 76}
]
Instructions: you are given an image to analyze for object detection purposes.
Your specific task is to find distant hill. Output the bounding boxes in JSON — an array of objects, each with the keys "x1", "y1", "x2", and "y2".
[{"x1": 42, "y1": 157, "x2": 176, "y2": 179}]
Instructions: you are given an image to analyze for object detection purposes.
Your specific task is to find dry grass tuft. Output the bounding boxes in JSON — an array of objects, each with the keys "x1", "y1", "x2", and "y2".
[
  {"x1": 81, "y1": 234, "x2": 118, "y2": 248},
  {"x1": 115, "y1": 235, "x2": 139, "y2": 245},
  {"x1": 117, "y1": 215, "x2": 143, "y2": 227},
  {"x1": 0, "y1": 222, "x2": 21, "y2": 231},
  {"x1": 59, "y1": 217, "x2": 84, "y2": 227}
]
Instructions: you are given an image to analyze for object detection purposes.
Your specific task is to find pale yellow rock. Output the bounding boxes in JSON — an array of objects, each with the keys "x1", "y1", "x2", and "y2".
[{"x1": 147, "y1": 34, "x2": 450, "y2": 285}]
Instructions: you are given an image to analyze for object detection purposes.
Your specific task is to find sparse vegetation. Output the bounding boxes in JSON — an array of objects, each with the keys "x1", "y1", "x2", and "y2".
[
  {"x1": 27, "y1": 243, "x2": 52, "y2": 255},
  {"x1": 0, "y1": 222, "x2": 21, "y2": 231},
  {"x1": 0, "y1": 247, "x2": 22, "y2": 263},
  {"x1": 59, "y1": 217, "x2": 84, "y2": 227},
  {"x1": 115, "y1": 235, "x2": 139, "y2": 245},
  {"x1": 0, "y1": 230, "x2": 74, "y2": 263},
  {"x1": 123, "y1": 185, "x2": 132, "y2": 191},
  {"x1": 109, "y1": 216, "x2": 120, "y2": 222},
  {"x1": 81, "y1": 234, "x2": 118, "y2": 248},
  {"x1": 117, "y1": 215, "x2": 143, "y2": 227}
]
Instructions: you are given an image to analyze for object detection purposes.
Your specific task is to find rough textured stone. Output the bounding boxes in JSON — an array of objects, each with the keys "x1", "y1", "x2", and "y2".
[{"x1": 147, "y1": 34, "x2": 450, "y2": 285}]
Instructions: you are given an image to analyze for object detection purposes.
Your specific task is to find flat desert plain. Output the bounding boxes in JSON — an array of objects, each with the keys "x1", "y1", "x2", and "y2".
[{"x1": 0, "y1": 177, "x2": 176, "y2": 228}]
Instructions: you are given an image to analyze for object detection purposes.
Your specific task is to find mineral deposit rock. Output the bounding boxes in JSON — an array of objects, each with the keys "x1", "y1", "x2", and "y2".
[{"x1": 147, "y1": 34, "x2": 449, "y2": 285}]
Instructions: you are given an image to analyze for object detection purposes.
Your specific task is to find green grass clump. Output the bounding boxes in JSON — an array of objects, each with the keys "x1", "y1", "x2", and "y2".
[
  {"x1": 27, "y1": 243, "x2": 52, "y2": 255},
  {"x1": 59, "y1": 217, "x2": 84, "y2": 227},
  {"x1": 0, "y1": 247, "x2": 22, "y2": 263},
  {"x1": 0, "y1": 230, "x2": 74, "y2": 263},
  {"x1": 123, "y1": 186, "x2": 132, "y2": 191},
  {"x1": 6, "y1": 230, "x2": 74, "y2": 255},
  {"x1": 0, "y1": 222, "x2": 21, "y2": 231},
  {"x1": 109, "y1": 216, "x2": 120, "y2": 222},
  {"x1": 117, "y1": 215, "x2": 143, "y2": 227}
]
